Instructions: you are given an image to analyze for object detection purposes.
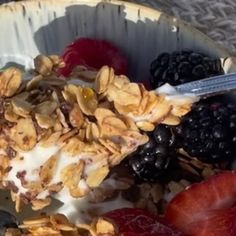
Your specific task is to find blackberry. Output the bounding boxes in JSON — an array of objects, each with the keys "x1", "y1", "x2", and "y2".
[
  {"x1": 129, "y1": 125, "x2": 177, "y2": 182},
  {"x1": 149, "y1": 50, "x2": 224, "y2": 89},
  {"x1": 175, "y1": 101, "x2": 236, "y2": 163}
]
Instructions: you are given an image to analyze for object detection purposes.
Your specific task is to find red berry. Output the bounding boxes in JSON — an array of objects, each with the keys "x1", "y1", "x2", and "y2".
[
  {"x1": 59, "y1": 38, "x2": 128, "y2": 77},
  {"x1": 103, "y1": 208, "x2": 182, "y2": 236},
  {"x1": 184, "y1": 207, "x2": 236, "y2": 236},
  {"x1": 165, "y1": 171, "x2": 236, "y2": 235}
]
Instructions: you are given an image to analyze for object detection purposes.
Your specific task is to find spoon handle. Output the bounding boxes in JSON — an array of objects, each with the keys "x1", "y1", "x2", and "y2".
[{"x1": 174, "y1": 73, "x2": 236, "y2": 98}]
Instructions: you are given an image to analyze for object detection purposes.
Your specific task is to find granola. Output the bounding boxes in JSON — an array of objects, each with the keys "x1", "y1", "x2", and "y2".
[{"x1": 0, "y1": 55, "x2": 194, "y2": 212}]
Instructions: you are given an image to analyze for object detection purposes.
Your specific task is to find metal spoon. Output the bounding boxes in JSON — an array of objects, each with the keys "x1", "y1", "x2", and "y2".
[{"x1": 174, "y1": 72, "x2": 236, "y2": 99}]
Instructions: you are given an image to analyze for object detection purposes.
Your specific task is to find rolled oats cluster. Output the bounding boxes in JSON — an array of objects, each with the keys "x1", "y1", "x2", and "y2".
[
  {"x1": 0, "y1": 55, "x2": 193, "y2": 213},
  {"x1": 5, "y1": 213, "x2": 116, "y2": 236}
]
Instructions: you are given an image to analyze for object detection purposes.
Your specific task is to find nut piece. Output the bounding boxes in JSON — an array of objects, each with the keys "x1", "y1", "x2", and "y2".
[
  {"x1": 0, "y1": 67, "x2": 22, "y2": 97},
  {"x1": 10, "y1": 117, "x2": 37, "y2": 151}
]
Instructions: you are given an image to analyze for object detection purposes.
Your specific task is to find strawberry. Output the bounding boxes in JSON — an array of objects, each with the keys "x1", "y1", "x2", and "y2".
[
  {"x1": 184, "y1": 207, "x2": 236, "y2": 236},
  {"x1": 103, "y1": 208, "x2": 183, "y2": 236},
  {"x1": 165, "y1": 171, "x2": 236, "y2": 235},
  {"x1": 59, "y1": 38, "x2": 128, "y2": 77}
]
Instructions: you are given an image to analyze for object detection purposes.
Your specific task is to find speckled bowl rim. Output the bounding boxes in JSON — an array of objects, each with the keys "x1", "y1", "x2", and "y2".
[{"x1": 0, "y1": 0, "x2": 235, "y2": 60}]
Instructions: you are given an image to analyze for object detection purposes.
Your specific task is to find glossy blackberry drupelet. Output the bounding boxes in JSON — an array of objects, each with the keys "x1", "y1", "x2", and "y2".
[
  {"x1": 175, "y1": 101, "x2": 236, "y2": 163},
  {"x1": 149, "y1": 50, "x2": 224, "y2": 88},
  {"x1": 129, "y1": 125, "x2": 177, "y2": 182}
]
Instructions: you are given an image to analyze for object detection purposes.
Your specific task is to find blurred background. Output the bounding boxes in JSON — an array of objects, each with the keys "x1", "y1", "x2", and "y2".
[{"x1": 1, "y1": 0, "x2": 236, "y2": 55}]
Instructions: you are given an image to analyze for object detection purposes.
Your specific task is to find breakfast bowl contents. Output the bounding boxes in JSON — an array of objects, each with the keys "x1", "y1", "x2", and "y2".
[
  {"x1": 0, "y1": 0, "x2": 236, "y2": 235},
  {"x1": 0, "y1": 52, "x2": 194, "y2": 210}
]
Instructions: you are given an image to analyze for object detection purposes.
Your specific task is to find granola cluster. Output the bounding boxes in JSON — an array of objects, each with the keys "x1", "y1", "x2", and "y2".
[
  {"x1": 0, "y1": 55, "x2": 193, "y2": 212},
  {"x1": 5, "y1": 213, "x2": 116, "y2": 236}
]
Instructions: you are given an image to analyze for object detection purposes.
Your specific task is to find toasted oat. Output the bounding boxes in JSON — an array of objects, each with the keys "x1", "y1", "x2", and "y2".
[
  {"x1": 136, "y1": 121, "x2": 155, "y2": 131},
  {"x1": 95, "y1": 66, "x2": 114, "y2": 94},
  {"x1": 35, "y1": 113, "x2": 55, "y2": 129},
  {"x1": 0, "y1": 67, "x2": 22, "y2": 97},
  {"x1": 31, "y1": 198, "x2": 51, "y2": 211},
  {"x1": 94, "y1": 108, "x2": 115, "y2": 124},
  {"x1": 4, "y1": 103, "x2": 19, "y2": 122},
  {"x1": 101, "y1": 116, "x2": 127, "y2": 137},
  {"x1": 0, "y1": 155, "x2": 10, "y2": 179},
  {"x1": 161, "y1": 114, "x2": 181, "y2": 125},
  {"x1": 26, "y1": 74, "x2": 44, "y2": 91},
  {"x1": 11, "y1": 97, "x2": 31, "y2": 117},
  {"x1": 60, "y1": 161, "x2": 86, "y2": 197},
  {"x1": 40, "y1": 154, "x2": 58, "y2": 186},
  {"x1": 86, "y1": 165, "x2": 109, "y2": 188},
  {"x1": 48, "y1": 55, "x2": 65, "y2": 68},
  {"x1": 95, "y1": 217, "x2": 116, "y2": 235},
  {"x1": 34, "y1": 55, "x2": 54, "y2": 76},
  {"x1": 20, "y1": 214, "x2": 78, "y2": 235},
  {"x1": 34, "y1": 101, "x2": 58, "y2": 115},
  {"x1": 50, "y1": 214, "x2": 76, "y2": 231},
  {"x1": 69, "y1": 104, "x2": 84, "y2": 128},
  {"x1": 107, "y1": 82, "x2": 141, "y2": 106},
  {"x1": 76, "y1": 87, "x2": 98, "y2": 116},
  {"x1": 168, "y1": 181, "x2": 186, "y2": 196},
  {"x1": 71, "y1": 67, "x2": 97, "y2": 82},
  {"x1": 10, "y1": 117, "x2": 37, "y2": 151}
]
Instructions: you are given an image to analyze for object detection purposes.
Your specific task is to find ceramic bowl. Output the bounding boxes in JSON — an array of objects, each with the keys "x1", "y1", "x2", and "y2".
[{"x1": 0, "y1": 0, "x2": 235, "y2": 223}]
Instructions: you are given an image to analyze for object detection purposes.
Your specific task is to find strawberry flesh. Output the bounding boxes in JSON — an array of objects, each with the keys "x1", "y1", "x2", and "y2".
[
  {"x1": 165, "y1": 171, "x2": 236, "y2": 235},
  {"x1": 103, "y1": 208, "x2": 183, "y2": 236},
  {"x1": 184, "y1": 207, "x2": 236, "y2": 236},
  {"x1": 59, "y1": 38, "x2": 128, "y2": 77}
]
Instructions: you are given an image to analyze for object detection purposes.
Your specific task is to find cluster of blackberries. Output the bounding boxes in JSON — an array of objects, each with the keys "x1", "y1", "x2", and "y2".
[{"x1": 128, "y1": 50, "x2": 235, "y2": 183}]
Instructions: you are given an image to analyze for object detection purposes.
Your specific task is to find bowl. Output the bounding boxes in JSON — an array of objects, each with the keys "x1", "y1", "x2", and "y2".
[
  {"x1": 1, "y1": 0, "x2": 236, "y2": 79},
  {"x1": 0, "y1": 0, "x2": 235, "y2": 226}
]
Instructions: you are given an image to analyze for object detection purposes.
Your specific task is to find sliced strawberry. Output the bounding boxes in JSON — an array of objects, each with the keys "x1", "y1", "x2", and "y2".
[
  {"x1": 59, "y1": 38, "x2": 128, "y2": 77},
  {"x1": 184, "y1": 207, "x2": 236, "y2": 236},
  {"x1": 103, "y1": 208, "x2": 183, "y2": 236},
  {"x1": 165, "y1": 171, "x2": 236, "y2": 233}
]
